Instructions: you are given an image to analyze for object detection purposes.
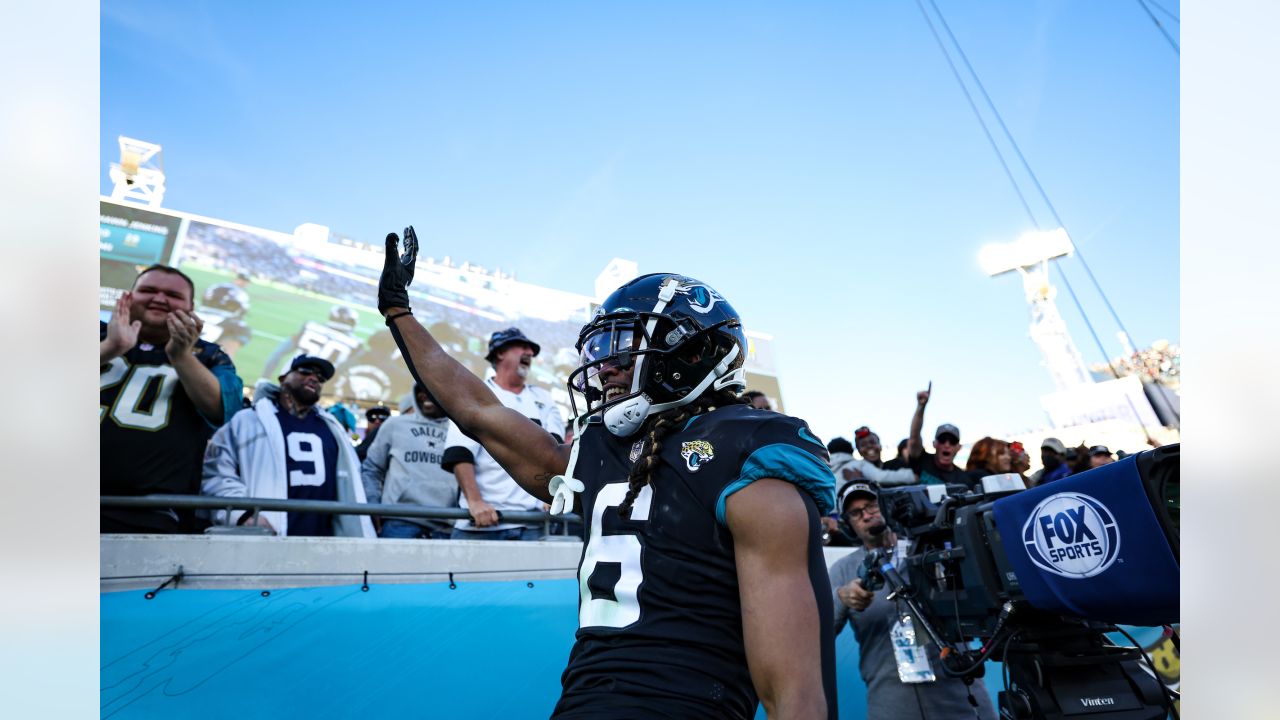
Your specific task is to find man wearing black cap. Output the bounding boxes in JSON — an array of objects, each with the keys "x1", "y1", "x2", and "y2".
[
  {"x1": 356, "y1": 405, "x2": 392, "y2": 461},
  {"x1": 1088, "y1": 445, "x2": 1116, "y2": 468},
  {"x1": 200, "y1": 354, "x2": 375, "y2": 537},
  {"x1": 441, "y1": 327, "x2": 565, "y2": 539},
  {"x1": 829, "y1": 480, "x2": 996, "y2": 719},
  {"x1": 905, "y1": 385, "x2": 971, "y2": 487}
]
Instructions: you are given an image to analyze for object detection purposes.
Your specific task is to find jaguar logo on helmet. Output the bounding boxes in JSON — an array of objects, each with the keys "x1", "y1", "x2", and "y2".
[
  {"x1": 681, "y1": 440, "x2": 715, "y2": 472},
  {"x1": 1020, "y1": 492, "x2": 1121, "y2": 579},
  {"x1": 676, "y1": 281, "x2": 724, "y2": 314}
]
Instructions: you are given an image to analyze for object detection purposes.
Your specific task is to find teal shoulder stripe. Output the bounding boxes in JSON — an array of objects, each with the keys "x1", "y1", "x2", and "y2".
[
  {"x1": 210, "y1": 363, "x2": 245, "y2": 429},
  {"x1": 798, "y1": 425, "x2": 824, "y2": 448},
  {"x1": 715, "y1": 442, "x2": 837, "y2": 525}
]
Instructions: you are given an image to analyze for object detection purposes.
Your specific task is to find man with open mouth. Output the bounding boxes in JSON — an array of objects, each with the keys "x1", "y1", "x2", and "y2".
[{"x1": 441, "y1": 326, "x2": 566, "y2": 540}]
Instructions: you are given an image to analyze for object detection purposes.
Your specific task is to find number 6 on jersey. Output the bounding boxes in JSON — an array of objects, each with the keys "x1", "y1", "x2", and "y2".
[{"x1": 579, "y1": 482, "x2": 652, "y2": 629}]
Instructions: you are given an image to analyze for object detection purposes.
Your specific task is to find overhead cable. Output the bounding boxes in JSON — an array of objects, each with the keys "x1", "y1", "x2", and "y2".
[
  {"x1": 1136, "y1": 0, "x2": 1181, "y2": 55},
  {"x1": 1143, "y1": 0, "x2": 1180, "y2": 24},
  {"x1": 922, "y1": 0, "x2": 1141, "y2": 355},
  {"x1": 911, "y1": 0, "x2": 1043, "y2": 229}
]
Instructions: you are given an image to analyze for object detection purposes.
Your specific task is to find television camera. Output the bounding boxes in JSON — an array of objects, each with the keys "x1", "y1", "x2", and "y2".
[{"x1": 854, "y1": 444, "x2": 1179, "y2": 719}]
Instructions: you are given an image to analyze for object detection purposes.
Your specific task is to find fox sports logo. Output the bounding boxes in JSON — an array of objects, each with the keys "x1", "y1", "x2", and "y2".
[{"x1": 1021, "y1": 492, "x2": 1121, "y2": 579}]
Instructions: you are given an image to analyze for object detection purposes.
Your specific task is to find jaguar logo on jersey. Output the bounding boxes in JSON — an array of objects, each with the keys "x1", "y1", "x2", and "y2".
[
  {"x1": 680, "y1": 440, "x2": 715, "y2": 472},
  {"x1": 1021, "y1": 492, "x2": 1121, "y2": 579}
]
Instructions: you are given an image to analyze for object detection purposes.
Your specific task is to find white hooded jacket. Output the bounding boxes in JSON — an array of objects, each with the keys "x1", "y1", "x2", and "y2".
[
  {"x1": 201, "y1": 384, "x2": 375, "y2": 537},
  {"x1": 828, "y1": 451, "x2": 918, "y2": 488}
]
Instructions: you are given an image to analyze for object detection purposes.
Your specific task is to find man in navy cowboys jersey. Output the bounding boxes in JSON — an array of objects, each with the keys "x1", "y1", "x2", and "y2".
[
  {"x1": 201, "y1": 354, "x2": 375, "y2": 537},
  {"x1": 377, "y1": 227, "x2": 838, "y2": 719},
  {"x1": 100, "y1": 265, "x2": 243, "y2": 533}
]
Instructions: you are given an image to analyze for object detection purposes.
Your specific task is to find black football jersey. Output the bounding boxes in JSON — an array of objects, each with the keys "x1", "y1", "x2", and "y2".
[
  {"x1": 197, "y1": 308, "x2": 252, "y2": 348},
  {"x1": 553, "y1": 404, "x2": 838, "y2": 720},
  {"x1": 100, "y1": 322, "x2": 239, "y2": 498}
]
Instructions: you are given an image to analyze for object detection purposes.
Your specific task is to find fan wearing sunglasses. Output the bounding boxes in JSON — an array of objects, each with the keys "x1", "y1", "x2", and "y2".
[
  {"x1": 905, "y1": 385, "x2": 972, "y2": 487},
  {"x1": 200, "y1": 353, "x2": 376, "y2": 538}
]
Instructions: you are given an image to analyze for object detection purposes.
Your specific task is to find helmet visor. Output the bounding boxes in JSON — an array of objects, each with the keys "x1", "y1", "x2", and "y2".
[{"x1": 573, "y1": 323, "x2": 642, "y2": 391}]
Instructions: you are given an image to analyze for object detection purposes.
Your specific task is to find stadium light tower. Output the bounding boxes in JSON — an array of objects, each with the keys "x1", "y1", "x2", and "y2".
[
  {"x1": 980, "y1": 228, "x2": 1093, "y2": 391},
  {"x1": 108, "y1": 136, "x2": 167, "y2": 208}
]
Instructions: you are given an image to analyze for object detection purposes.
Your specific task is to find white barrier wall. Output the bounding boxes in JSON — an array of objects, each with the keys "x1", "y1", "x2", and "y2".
[{"x1": 101, "y1": 535, "x2": 858, "y2": 592}]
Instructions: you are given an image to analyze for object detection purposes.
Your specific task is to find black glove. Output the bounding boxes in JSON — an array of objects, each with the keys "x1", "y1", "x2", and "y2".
[{"x1": 379, "y1": 226, "x2": 418, "y2": 314}]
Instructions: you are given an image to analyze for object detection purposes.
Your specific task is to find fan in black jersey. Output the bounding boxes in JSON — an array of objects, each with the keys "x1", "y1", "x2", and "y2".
[
  {"x1": 100, "y1": 265, "x2": 243, "y2": 533},
  {"x1": 197, "y1": 283, "x2": 253, "y2": 359},
  {"x1": 260, "y1": 304, "x2": 362, "y2": 385},
  {"x1": 377, "y1": 227, "x2": 838, "y2": 719}
]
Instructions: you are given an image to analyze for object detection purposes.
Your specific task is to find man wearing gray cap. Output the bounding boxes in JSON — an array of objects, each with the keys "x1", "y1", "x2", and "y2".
[
  {"x1": 829, "y1": 480, "x2": 996, "y2": 720},
  {"x1": 905, "y1": 385, "x2": 971, "y2": 487},
  {"x1": 1029, "y1": 437, "x2": 1072, "y2": 486}
]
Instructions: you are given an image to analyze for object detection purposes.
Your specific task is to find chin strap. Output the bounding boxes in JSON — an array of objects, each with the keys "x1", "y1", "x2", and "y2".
[
  {"x1": 713, "y1": 366, "x2": 747, "y2": 392},
  {"x1": 549, "y1": 415, "x2": 589, "y2": 515}
]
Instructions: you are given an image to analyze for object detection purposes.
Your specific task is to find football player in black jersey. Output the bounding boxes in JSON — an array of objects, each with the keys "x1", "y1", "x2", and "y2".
[
  {"x1": 197, "y1": 283, "x2": 253, "y2": 358},
  {"x1": 378, "y1": 228, "x2": 837, "y2": 719},
  {"x1": 260, "y1": 304, "x2": 363, "y2": 384},
  {"x1": 100, "y1": 264, "x2": 243, "y2": 533}
]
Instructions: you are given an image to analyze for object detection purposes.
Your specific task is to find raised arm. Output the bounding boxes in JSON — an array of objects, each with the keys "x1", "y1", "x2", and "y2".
[
  {"x1": 166, "y1": 309, "x2": 242, "y2": 426},
  {"x1": 727, "y1": 478, "x2": 833, "y2": 720},
  {"x1": 906, "y1": 384, "x2": 930, "y2": 459},
  {"x1": 101, "y1": 294, "x2": 140, "y2": 365},
  {"x1": 378, "y1": 229, "x2": 569, "y2": 502}
]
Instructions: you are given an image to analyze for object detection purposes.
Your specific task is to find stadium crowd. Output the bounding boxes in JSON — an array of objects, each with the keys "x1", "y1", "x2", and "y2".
[{"x1": 102, "y1": 263, "x2": 1147, "y2": 540}]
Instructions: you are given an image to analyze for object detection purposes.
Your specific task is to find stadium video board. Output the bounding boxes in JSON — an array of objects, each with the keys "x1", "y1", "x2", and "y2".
[
  {"x1": 97, "y1": 205, "x2": 787, "y2": 423},
  {"x1": 99, "y1": 199, "x2": 186, "y2": 318},
  {"x1": 173, "y1": 217, "x2": 596, "y2": 423}
]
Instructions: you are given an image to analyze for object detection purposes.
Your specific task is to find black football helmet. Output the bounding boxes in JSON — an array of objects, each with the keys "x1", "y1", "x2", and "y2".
[
  {"x1": 569, "y1": 273, "x2": 747, "y2": 437},
  {"x1": 328, "y1": 304, "x2": 359, "y2": 332},
  {"x1": 201, "y1": 283, "x2": 250, "y2": 318}
]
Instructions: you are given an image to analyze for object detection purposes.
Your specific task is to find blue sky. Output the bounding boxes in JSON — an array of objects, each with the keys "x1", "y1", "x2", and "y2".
[{"x1": 101, "y1": 0, "x2": 1179, "y2": 446}]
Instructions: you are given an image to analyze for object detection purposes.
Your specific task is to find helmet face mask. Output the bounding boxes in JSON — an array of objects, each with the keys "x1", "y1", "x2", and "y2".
[
  {"x1": 328, "y1": 305, "x2": 358, "y2": 333},
  {"x1": 202, "y1": 284, "x2": 249, "y2": 318},
  {"x1": 569, "y1": 274, "x2": 747, "y2": 437}
]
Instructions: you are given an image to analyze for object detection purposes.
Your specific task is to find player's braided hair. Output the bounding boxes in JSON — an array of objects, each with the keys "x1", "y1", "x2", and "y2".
[{"x1": 617, "y1": 388, "x2": 745, "y2": 520}]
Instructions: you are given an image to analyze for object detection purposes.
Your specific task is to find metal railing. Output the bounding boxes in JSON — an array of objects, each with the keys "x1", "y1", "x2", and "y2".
[{"x1": 101, "y1": 495, "x2": 583, "y2": 537}]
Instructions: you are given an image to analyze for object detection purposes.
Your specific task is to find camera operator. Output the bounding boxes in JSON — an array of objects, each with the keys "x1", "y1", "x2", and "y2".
[{"x1": 830, "y1": 481, "x2": 996, "y2": 720}]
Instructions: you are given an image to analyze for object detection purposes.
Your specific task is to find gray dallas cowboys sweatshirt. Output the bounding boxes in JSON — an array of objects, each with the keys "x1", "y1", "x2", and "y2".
[{"x1": 360, "y1": 413, "x2": 458, "y2": 534}]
